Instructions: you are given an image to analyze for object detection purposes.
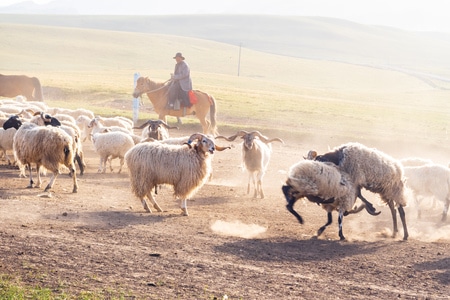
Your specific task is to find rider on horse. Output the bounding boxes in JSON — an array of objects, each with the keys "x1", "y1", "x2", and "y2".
[{"x1": 167, "y1": 52, "x2": 192, "y2": 110}]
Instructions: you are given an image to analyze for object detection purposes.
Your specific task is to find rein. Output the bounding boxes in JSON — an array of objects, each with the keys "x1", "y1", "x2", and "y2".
[{"x1": 142, "y1": 79, "x2": 171, "y2": 94}]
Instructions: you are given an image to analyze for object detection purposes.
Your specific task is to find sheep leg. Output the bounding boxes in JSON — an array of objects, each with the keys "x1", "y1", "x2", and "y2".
[
  {"x1": 98, "y1": 156, "x2": 105, "y2": 173},
  {"x1": 397, "y1": 205, "x2": 408, "y2": 240},
  {"x1": 338, "y1": 211, "x2": 345, "y2": 240},
  {"x1": 180, "y1": 199, "x2": 189, "y2": 216},
  {"x1": 141, "y1": 198, "x2": 152, "y2": 213},
  {"x1": 35, "y1": 163, "x2": 42, "y2": 188},
  {"x1": 257, "y1": 170, "x2": 265, "y2": 199},
  {"x1": 74, "y1": 152, "x2": 84, "y2": 176},
  {"x1": 282, "y1": 185, "x2": 304, "y2": 224},
  {"x1": 108, "y1": 156, "x2": 113, "y2": 172},
  {"x1": 67, "y1": 163, "x2": 78, "y2": 193},
  {"x1": 387, "y1": 200, "x2": 398, "y2": 238},
  {"x1": 44, "y1": 171, "x2": 59, "y2": 192},
  {"x1": 357, "y1": 189, "x2": 380, "y2": 216},
  {"x1": 442, "y1": 198, "x2": 449, "y2": 222},
  {"x1": 27, "y1": 163, "x2": 34, "y2": 188},
  {"x1": 147, "y1": 192, "x2": 163, "y2": 212},
  {"x1": 317, "y1": 211, "x2": 332, "y2": 237},
  {"x1": 118, "y1": 156, "x2": 124, "y2": 174}
]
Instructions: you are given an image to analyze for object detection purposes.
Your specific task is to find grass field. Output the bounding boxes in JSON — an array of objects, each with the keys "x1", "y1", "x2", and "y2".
[{"x1": 2, "y1": 22, "x2": 450, "y2": 148}]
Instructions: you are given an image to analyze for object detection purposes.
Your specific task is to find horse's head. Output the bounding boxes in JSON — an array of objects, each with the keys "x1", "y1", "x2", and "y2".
[{"x1": 132, "y1": 77, "x2": 149, "y2": 98}]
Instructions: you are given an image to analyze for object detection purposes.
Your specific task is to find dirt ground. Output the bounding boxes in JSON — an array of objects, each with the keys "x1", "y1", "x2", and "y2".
[{"x1": 0, "y1": 123, "x2": 449, "y2": 299}]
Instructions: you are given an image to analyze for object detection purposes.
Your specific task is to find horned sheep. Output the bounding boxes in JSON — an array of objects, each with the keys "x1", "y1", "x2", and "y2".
[
  {"x1": 134, "y1": 119, "x2": 178, "y2": 141},
  {"x1": 282, "y1": 160, "x2": 368, "y2": 240},
  {"x1": 91, "y1": 131, "x2": 135, "y2": 173},
  {"x1": 216, "y1": 130, "x2": 283, "y2": 199},
  {"x1": 313, "y1": 142, "x2": 409, "y2": 240},
  {"x1": 125, "y1": 133, "x2": 230, "y2": 216},
  {"x1": 403, "y1": 163, "x2": 450, "y2": 221},
  {"x1": 13, "y1": 122, "x2": 78, "y2": 193}
]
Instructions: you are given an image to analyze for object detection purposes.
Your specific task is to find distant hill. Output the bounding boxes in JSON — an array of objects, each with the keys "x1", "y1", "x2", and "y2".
[{"x1": 3, "y1": 14, "x2": 450, "y2": 81}]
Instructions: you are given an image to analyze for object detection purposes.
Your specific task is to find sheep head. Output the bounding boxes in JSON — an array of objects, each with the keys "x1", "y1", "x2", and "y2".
[{"x1": 187, "y1": 133, "x2": 231, "y2": 154}]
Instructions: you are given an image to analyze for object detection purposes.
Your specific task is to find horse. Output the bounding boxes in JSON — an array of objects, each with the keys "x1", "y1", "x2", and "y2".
[
  {"x1": 0, "y1": 74, "x2": 43, "y2": 101},
  {"x1": 132, "y1": 76, "x2": 218, "y2": 135}
]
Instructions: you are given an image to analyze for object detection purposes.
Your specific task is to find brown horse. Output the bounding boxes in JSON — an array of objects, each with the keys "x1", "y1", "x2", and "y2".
[
  {"x1": 132, "y1": 76, "x2": 218, "y2": 135},
  {"x1": 0, "y1": 74, "x2": 43, "y2": 101}
]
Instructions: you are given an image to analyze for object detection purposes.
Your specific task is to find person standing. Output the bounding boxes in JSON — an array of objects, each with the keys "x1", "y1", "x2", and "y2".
[{"x1": 167, "y1": 52, "x2": 193, "y2": 109}]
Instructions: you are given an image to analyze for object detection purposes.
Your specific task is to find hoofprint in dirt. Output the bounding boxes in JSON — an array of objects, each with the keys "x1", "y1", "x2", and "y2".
[{"x1": 0, "y1": 129, "x2": 449, "y2": 299}]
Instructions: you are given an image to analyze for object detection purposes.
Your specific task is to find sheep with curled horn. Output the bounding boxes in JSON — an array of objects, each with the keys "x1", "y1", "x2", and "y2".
[
  {"x1": 133, "y1": 119, "x2": 179, "y2": 141},
  {"x1": 125, "y1": 133, "x2": 231, "y2": 216},
  {"x1": 216, "y1": 130, "x2": 284, "y2": 199}
]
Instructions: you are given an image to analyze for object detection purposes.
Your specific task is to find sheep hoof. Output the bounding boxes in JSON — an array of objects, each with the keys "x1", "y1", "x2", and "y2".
[
  {"x1": 153, "y1": 204, "x2": 163, "y2": 212},
  {"x1": 181, "y1": 208, "x2": 189, "y2": 216}
]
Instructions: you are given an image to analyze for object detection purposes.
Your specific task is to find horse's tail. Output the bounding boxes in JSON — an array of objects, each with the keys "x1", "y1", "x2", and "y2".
[
  {"x1": 32, "y1": 77, "x2": 43, "y2": 101},
  {"x1": 209, "y1": 95, "x2": 218, "y2": 135}
]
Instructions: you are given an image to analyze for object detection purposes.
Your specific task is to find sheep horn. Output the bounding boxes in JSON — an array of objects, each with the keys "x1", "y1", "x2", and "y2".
[
  {"x1": 214, "y1": 145, "x2": 232, "y2": 151},
  {"x1": 187, "y1": 133, "x2": 205, "y2": 144},
  {"x1": 250, "y1": 131, "x2": 283, "y2": 144},
  {"x1": 304, "y1": 150, "x2": 318, "y2": 160},
  {"x1": 133, "y1": 120, "x2": 150, "y2": 129},
  {"x1": 157, "y1": 120, "x2": 178, "y2": 130},
  {"x1": 215, "y1": 130, "x2": 248, "y2": 141}
]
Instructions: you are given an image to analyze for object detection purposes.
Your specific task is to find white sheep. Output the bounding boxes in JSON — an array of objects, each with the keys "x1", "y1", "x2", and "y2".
[
  {"x1": 282, "y1": 160, "x2": 368, "y2": 240},
  {"x1": 91, "y1": 131, "x2": 135, "y2": 173},
  {"x1": 13, "y1": 122, "x2": 78, "y2": 193},
  {"x1": 0, "y1": 127, "x2": 17, "y2": 165},
  {"x1": 94, "y1": 115, "x2": 133, "y2": 132},
  {"x1": 125, "y1": 133, "x2": 230, "y2": 216},
  {"x1": 75, "y1": 115, "x2": 92, "y2": 142},
  {"x1": 314, "y1": 142, "x2": 409, "y2": 240},
  {"x1": 403, "y1": 163, "x2": 450, "y2": 222},
  {"x1": 216, "y1": 130, "x2": 283, "y2": 199},
  {"x1": 88, "y1": 117, "x2": 133, "y2": 135},
  {"x1": 46, "y1": 107, "x2": 95, "y2": 120}
]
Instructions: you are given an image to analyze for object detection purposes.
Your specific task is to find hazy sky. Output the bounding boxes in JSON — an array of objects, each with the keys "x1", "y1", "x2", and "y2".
[{"x1": 1, "y1": 0, "x2": 449, "y2": 32}]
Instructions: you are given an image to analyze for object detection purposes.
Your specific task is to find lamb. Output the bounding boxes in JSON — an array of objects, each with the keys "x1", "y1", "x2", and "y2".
[
  {"x1": 125, "y1": 133, "x2": 230, "y2": 216},
  {"x1": 13, "y1": 122, "x2": 78, "y2": 193},
  {"x1": 76, "y1": 115, "x2": 93, "y2": 142},
  {"x1": 314, "y1": 142, "x2": 409, "y2": 240},
  {"x1": 403, "y1": 163, "x2": 450, "y2": 221},
  {"x1": 216, "y1": 130, "x2": 283, "y2": 198},
  {"x1": 88, "y1": 117, "x2": 133, "y2": 135},
  {"x1": 134, "y1": 119, "x2": 178, "y2": 140},
  {"x1": 91, "y1": 131, "x2": 135, "y2": 173},
  {"x1": 282, "y1": 160, "x2": 368, "y2": 240}
]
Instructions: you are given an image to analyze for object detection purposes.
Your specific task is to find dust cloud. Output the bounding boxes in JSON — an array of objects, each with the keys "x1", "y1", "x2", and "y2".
[{"x1": 211, "y1": 220, "x2": 267, "y2": 239}]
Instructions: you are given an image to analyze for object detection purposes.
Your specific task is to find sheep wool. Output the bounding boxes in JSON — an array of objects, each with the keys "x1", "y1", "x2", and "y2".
[
  {"x1": 13, "y1": 122, "x2": 78, "y2": 193},
  {"x1": 316, "y1": 142, "x2": 409, "y2": 240}
]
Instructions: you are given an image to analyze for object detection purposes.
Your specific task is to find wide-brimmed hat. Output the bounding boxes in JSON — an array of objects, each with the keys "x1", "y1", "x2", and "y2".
[{"x1": 173, "y1": 52, "x2": 185, "y2": 60}]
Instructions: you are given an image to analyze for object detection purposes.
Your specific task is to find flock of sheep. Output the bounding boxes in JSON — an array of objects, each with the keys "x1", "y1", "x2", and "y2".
[{"x1": 1, "y1": 97, "x2": 449, "y2": 241}]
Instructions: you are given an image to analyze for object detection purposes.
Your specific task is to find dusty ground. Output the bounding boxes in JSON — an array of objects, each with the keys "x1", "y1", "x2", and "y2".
[{"x1": 0, "y1": 123, "x2": 449, "y2": 299}]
